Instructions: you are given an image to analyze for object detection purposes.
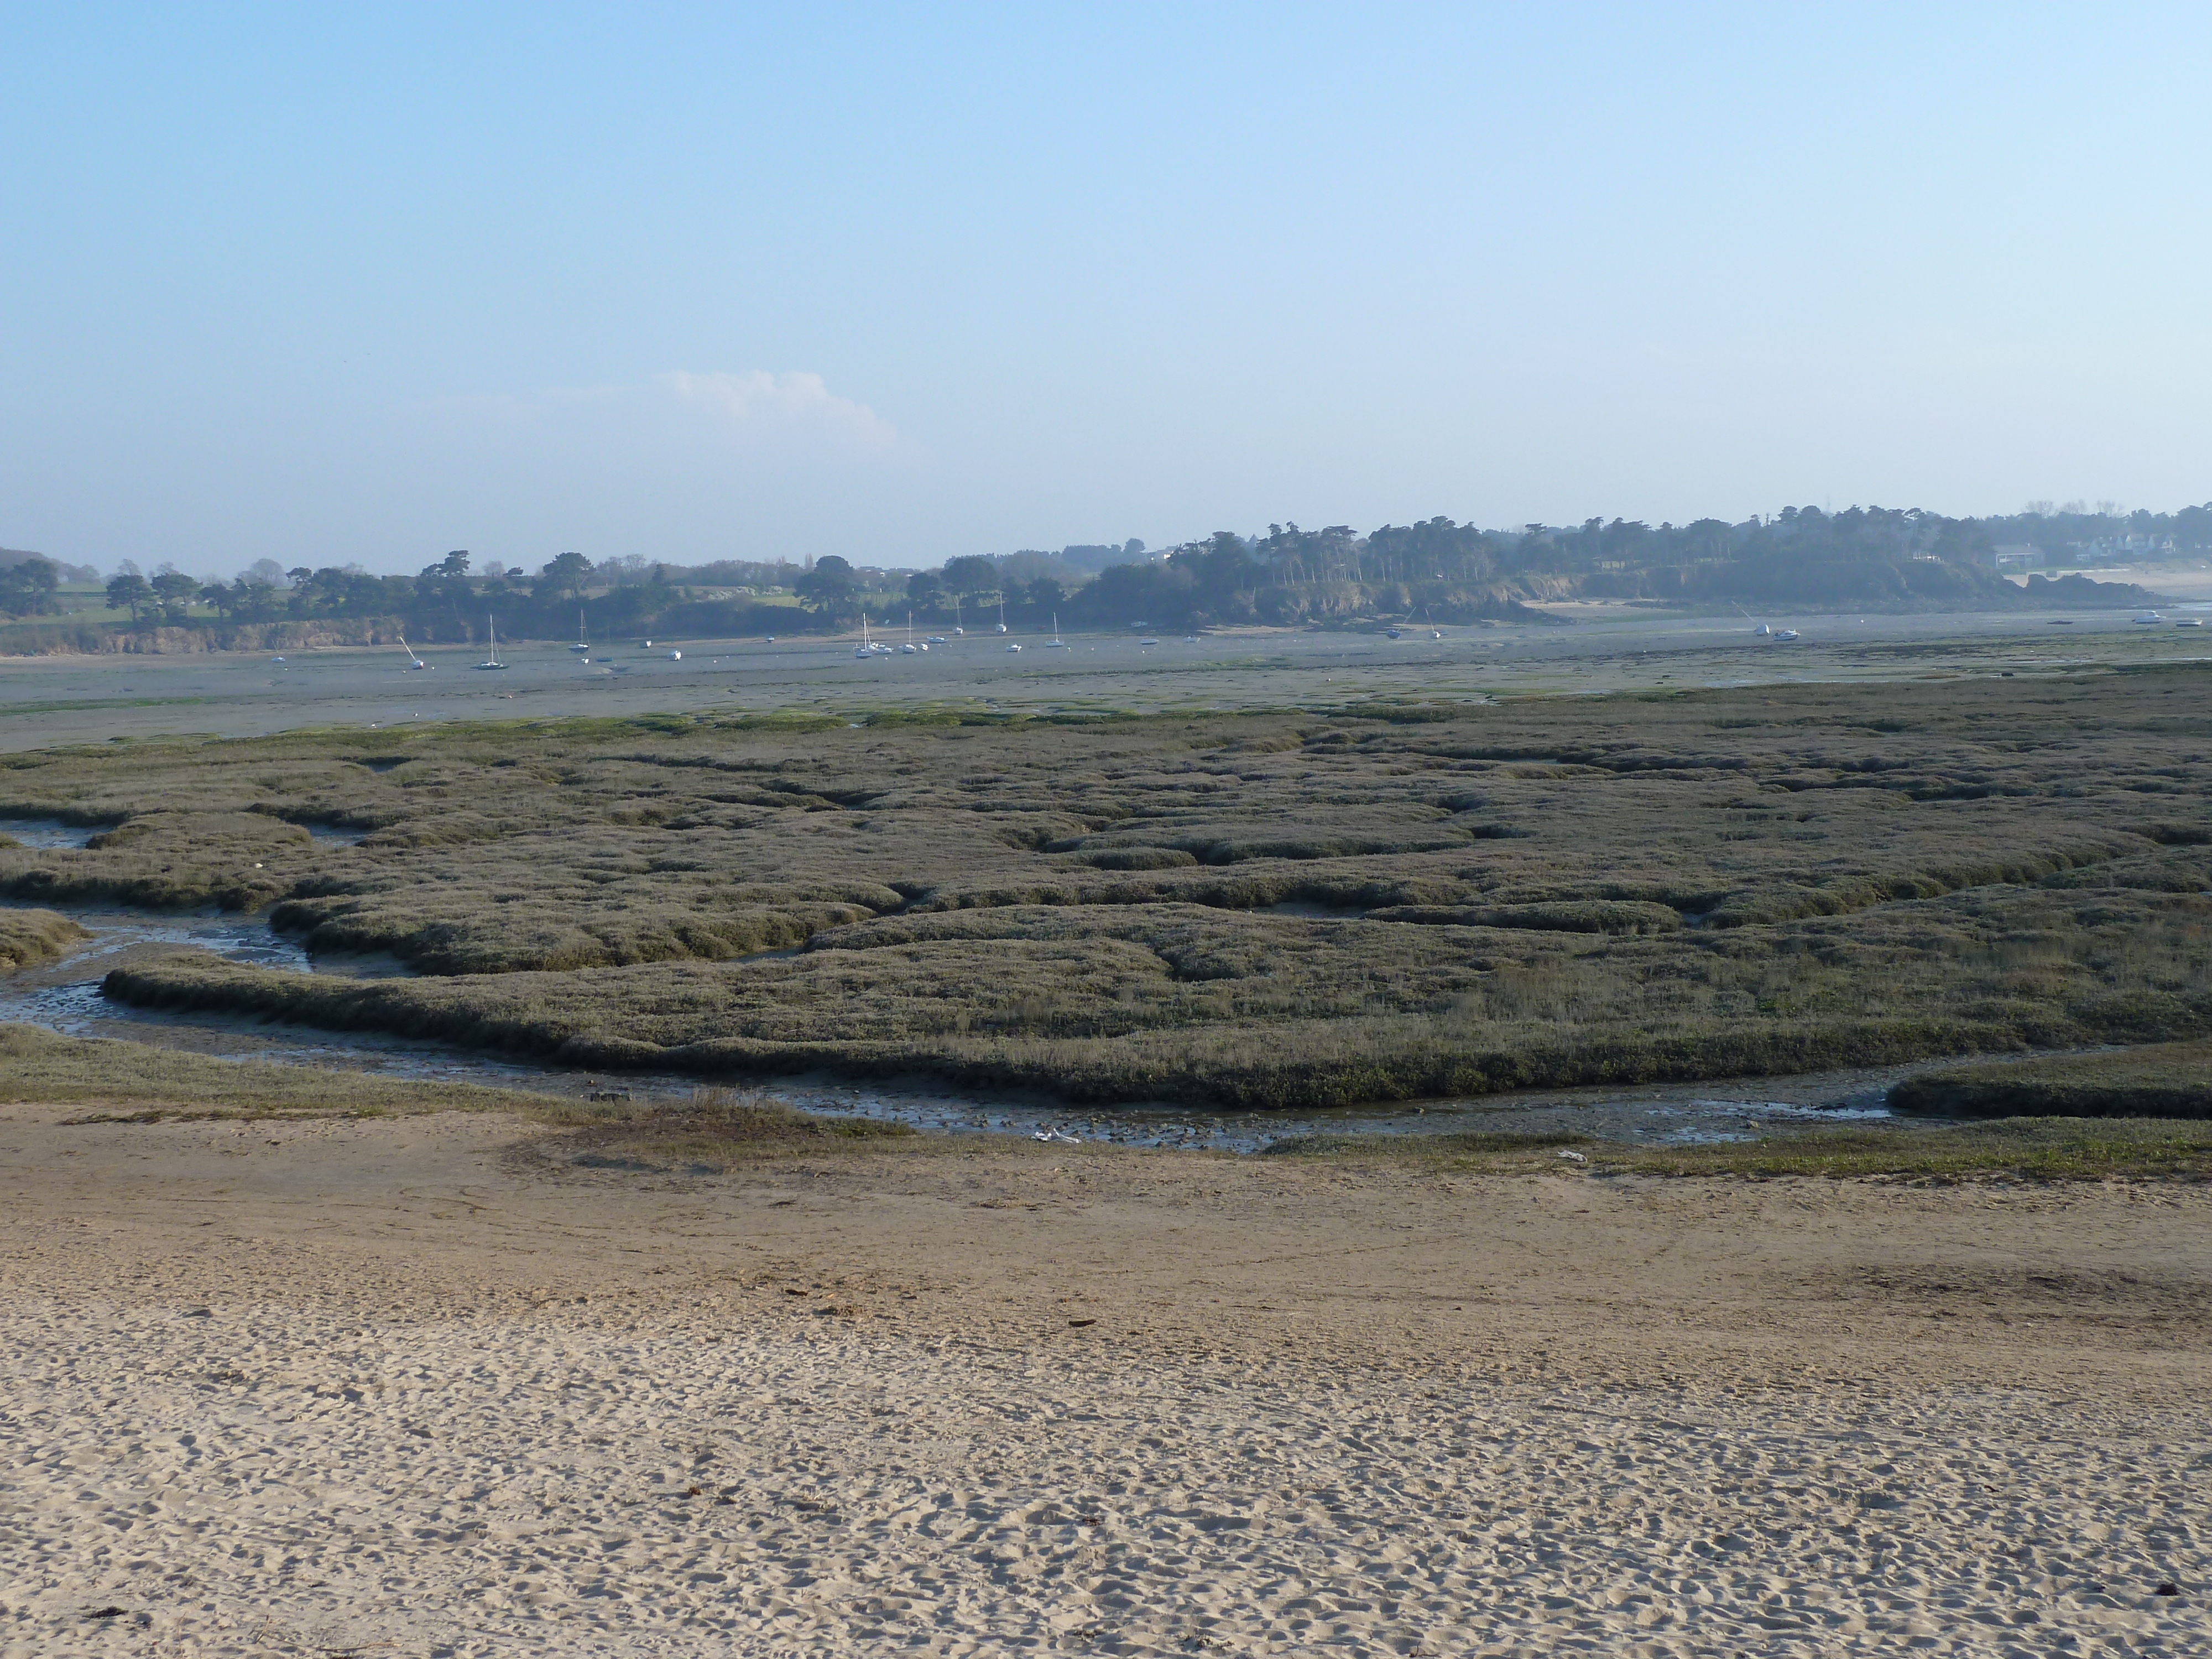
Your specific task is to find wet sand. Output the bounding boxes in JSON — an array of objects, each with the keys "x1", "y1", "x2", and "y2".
[{"x1": 3, "y1": 1105, "x2": 2206, "y2": 1655}]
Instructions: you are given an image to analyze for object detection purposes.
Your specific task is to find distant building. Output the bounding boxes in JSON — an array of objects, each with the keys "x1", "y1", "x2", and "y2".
[{"x1": 2069, "y1": 534, "x2": 2175, "y2": 566}]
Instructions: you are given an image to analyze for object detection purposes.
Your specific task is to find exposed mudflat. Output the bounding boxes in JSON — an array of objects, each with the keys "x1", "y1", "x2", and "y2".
[{"x1": 4, "y1": 602, "x2": 2210, "y2": 749}]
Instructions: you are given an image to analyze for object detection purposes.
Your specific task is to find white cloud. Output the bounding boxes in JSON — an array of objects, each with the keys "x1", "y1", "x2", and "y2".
[{"x1": 656, "y1": 369, "x2": 898, "y2": 447}]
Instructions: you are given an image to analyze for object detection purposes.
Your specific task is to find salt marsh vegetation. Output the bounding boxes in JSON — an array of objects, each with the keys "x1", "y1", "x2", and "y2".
[
  {"x1": 1892, "y1": 1040, "x2": 2212, "y2": 1120},
  {"x1": 0, "y1": 909, "x2": 88, "y2": 971},
  {"x1": 1, "y1": 664, "x2": 2206, "y2": 1107}
]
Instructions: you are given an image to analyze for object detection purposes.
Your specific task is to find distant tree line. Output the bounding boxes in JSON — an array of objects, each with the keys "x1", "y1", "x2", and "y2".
[{"x1": 6, "y1": 501, "x2": 2201, "y2": 633}]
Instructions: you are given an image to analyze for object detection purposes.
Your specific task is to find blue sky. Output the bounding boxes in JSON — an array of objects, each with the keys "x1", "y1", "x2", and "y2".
[{"x1": 3, "y1": 3, "x2": 2207, "y2": 576}]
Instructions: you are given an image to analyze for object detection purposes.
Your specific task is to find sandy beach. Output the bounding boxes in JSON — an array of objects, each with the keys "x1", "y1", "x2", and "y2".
[{"x1": 2, "y1": 1105, "x2": 2207, "y2": 1655}]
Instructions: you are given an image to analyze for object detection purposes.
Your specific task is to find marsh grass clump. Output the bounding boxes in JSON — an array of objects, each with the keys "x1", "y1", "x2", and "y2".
[
  {"x1": 1371, "y1": 900, "x2": 1682, "y2": 935},
  {"x1": 1890, "y1": 1042, "x2": 2212, "y2": 1120},
  {"x1": 1, "y1": 811, "x2": 309, "y2": 911},
  {"x1": 0, "y1": 909, "x2": 90, "y2": 971}
]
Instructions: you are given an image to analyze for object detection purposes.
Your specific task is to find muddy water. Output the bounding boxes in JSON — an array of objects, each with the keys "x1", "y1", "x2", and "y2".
[{"x1": 0, "y1": 898, "x2": 1922, "y2": 1152}]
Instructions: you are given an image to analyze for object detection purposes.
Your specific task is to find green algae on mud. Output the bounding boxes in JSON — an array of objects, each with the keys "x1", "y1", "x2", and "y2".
[
  {"x1": 1261, "y1": 1114, "x2": 2212, "y2": 1182},
  {"x1": 551, "y1": 1085, "x2": 919, "y2": 1171},
  {"x1": 0, "y1": 1022, "x2": 566, "y2": 1118}
]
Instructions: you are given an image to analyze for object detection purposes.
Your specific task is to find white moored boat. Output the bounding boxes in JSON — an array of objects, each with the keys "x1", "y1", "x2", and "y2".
[{"x1": 474, "y1": 614, "x2": 508, "y2": 670}]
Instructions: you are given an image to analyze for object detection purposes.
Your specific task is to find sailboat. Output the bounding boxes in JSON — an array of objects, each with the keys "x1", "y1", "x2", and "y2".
[
  {"x1": 901, "y1": 612, "x2": 922, "y2": 653},
  {"x1": 570, "y1": 609, "x2": 590, "y2": 653},
  {"x1": 996, "y1": 596, "x2": 1008, "y2": 634},
  {"x1": 1044, "y1": 612, "x2": 1068, "y2": 647},
  {"x1": 951, "y1": 597, "x2": 964, "y2": 636},
  {"x1": 855, "y1": 616, "x2": 876, "y2": 659},
  {"x1": 397, "y1": 634, "x2": 428, "y2": 670},
  {"x1": 474, "y1": 614, "x2": 508, "y2": 670}
]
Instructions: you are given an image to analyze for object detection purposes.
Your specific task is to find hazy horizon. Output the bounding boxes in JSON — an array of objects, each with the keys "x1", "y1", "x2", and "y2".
[
  {"x1": 4, "y1": 5, "x2": 2208, "y2": 577},
  {"x1": 14, "y1": 495, "x2": 2204, "y2": 588}
]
